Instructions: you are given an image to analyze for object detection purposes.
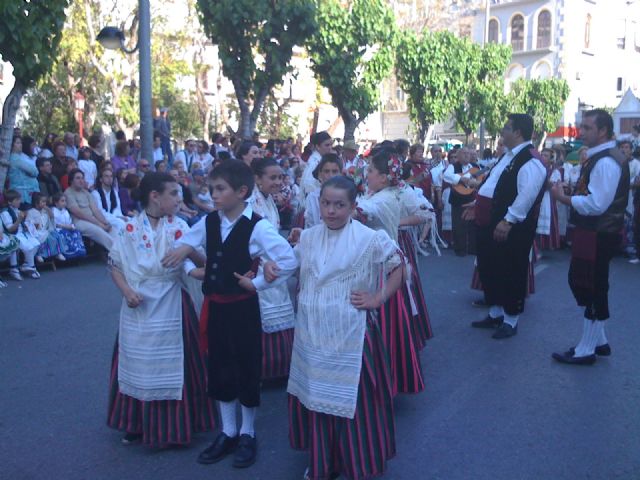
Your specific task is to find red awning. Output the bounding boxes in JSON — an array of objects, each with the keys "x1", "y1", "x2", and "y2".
[{"x1": 547, "y1": 126, "x2": 580, "y2": 138}]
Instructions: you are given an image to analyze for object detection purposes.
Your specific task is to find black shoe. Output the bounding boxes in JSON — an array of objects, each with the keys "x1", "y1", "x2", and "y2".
[
  {"x1": 471, "y1": 298, "x2": 488, "y2": 308},
  {"x1": 552, "y1": 351, "x2": 596, "y2": 365},
  {"x1": 121, "y1": 433, "x2": 143, "y2": 445},
  {"x1": 471, "y1": 315, "x2": 503, "y2": 329},
  {"x1": 232, "y1": 434, "x2": 257, "y2": 468},
  {"x1": 197, "y1": 433, "x2": 238, "y2": 464},
  {"x1": 566, "y1": 344, "x2": 611, "y2": 357},
  {"x1": 492, "y1": 323, "x2": 517, "y2": 339}
]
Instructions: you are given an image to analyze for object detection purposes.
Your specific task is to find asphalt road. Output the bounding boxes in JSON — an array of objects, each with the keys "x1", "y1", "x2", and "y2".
[{"x1": 1, "y1": 248, "x2": 639, "y2": 480}]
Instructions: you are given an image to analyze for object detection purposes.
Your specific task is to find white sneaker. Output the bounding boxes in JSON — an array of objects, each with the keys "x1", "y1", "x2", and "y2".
[
  {"x1": 629, "y1": 258, "x2": 640, "y2": 264},
  {"x1": 9, "y1": 268, "x2": 23, "y2": 281},
  {"x1": 29, "y1": 270, "x2": 41, "y2": 279},
  {"x1": 36, "y1": 255, "x2": 45, "y2": 264},
  {"x1": 20, "y1": 264, "x2": 36, "y2": 273},
  {"x1": 56, "y1": 254, "x2": 66, "y2": 261}
]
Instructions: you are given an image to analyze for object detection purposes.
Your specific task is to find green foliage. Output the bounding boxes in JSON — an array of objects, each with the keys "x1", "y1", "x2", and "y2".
[
  {"x1": 453, "y1": 42, "x2": 512, "y2": 140},
  {"x1": 306, "y1": 0, "x2": 397, "y2": 140},
  {"x1": 508, "y1": 78, "x2": 570, "y2": 140},
  {"x1": 170, "y1": 100, "x2": 204, "y2": 140},
  {"x1": 196, "y1": 0, "x2": 317, "y2": 138},
  {"x1": 257, "y1": 94, "x2": 299, "y2": 139},
  {"x1": 0, "y1": 0, "x2": 70, "y2": 86},
  {"x1": 21, "y1": 83, "x2": 76, "y2": 141},
  {"x1": 396, "y1": 30, "x2": 473, "y2": 141}
]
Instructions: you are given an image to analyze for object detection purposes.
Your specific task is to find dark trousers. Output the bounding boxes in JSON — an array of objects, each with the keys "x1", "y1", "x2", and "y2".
[
  {"x1": 451, "y1": 204, "x2": 476, "y2": 255},
  {"x1": 207, "y1": 296, "x2": 262, "y2": 407},
  {"x1": 569, "y1": 232, "x2": 620, "y2": 320},
  {"x1": 476, "y1": 224, "x2": 535, "y2": 316}
]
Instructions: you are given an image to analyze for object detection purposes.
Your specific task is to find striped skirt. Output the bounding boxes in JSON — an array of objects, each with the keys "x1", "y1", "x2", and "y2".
[
  {"x1": 37, "y1": 231, "x2": 63, "y2": 259},
  {"x1": 398, "y1": 230, "x2": 433, "y2": 347},
  {"x1": 379, "y1": 288, "x2": 425, "y2": 395},
  {"x1": 262, "y1": 328, "x2": 294, "y2": 380},
  {"x1": 107, "y1": 291, "x2": 216, "y2": 447},
  {"x1": 289, "y1": 316, "x2": 396, "y2": 480},
  {"x1": 536, "y1": 198, "x2": 561, "y2": 250}
]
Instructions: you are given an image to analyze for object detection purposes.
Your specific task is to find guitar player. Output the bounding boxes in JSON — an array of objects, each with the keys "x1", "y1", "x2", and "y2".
[{"x1": 443, "y1": 148, "x2": 478, "y2": 256}]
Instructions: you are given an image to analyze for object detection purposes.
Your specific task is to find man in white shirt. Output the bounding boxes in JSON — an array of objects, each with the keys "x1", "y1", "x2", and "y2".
[
  {"x1": 443, "y1": 148, "x2": 477, "y2": 256},
  {"x1": 64, "y1": 132, "x2": 78, "y2": 160},
  {"x1": 152, "y1": 132, "x2": 164, "y2": 163},
  {"x1": 174, "y1": 139, "x2": 198, "y2": 172},
  {"x1": 551, "y1": 110, "x2": 630, "y2": 365},
  {"x1": 470, "y1": 114, "x2": 547, "y2": 340}
]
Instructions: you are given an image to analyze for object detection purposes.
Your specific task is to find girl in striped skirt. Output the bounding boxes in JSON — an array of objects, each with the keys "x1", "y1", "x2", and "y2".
[
  {"x1": 249, "y1": 158, "x2": 296, "y2": 380},
  {"x1": 107, "y1": 172, "x2": 215, "y2": 447},
  {"x1": 357, "y1": 149, "x2": 424, "y2": 395},
  {"x1": 287, "y1": 176, "x2": 402, "y2": 480}
]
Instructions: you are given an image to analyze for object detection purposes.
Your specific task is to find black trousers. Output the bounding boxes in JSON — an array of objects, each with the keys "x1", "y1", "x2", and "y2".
[
  {"x1": 451, "y1": 204, "x2": 476, "y2": 255},
  {"x1": 207, "y1": 296, "x2": 262, "y2": 407},
  {"x1": 476, "y1": 224, "x2": 535, "y2": 316},
  {"x1": 568, "y1": 232, "x2": 620, "y2": 320}
]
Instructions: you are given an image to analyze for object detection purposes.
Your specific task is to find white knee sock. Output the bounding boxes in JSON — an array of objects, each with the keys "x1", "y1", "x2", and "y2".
[
  {"x1": 503, "y1": 314, "x2": 519, "y2": 328},
  {"x1": 240, "y1": 405, "x2": 257, "y2": 437},
  {"x1": 489, "y1": 306, "x2": 504, "y2": 319},
  {"x1": 22, "y1": 248, "x2": 37, "y2": 268},
  {"x1": 574, "y1": 318, "x2": 598, "y2": 357},
  {"x1": 218, "y1": 400, "x2": 238, "y2": 437},
  {"x1": 596, "y1": 322, "x2": 607, "y2": 346},
  {"x1": 9, "y1": 251, "x2": 18, "y2": 268}
]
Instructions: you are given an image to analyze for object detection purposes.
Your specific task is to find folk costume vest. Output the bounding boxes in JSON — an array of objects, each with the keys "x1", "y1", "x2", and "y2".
[{"x1": 202, "y1": 210, "x2": 262, "y2": 296}]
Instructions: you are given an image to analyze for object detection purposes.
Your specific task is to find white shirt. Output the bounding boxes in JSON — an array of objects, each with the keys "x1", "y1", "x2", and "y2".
[
  {"x1": 78, "y1": 159, "x2": 98, "y2": 189},
  {"x1": 174, "y1": 149, "x2": 197, "y2": 171},
  {"x1": 52, "y1": 207, "x2": 74, "y2": 227},
  {"x1": 478, "y1": 142, "x2": 547, "y2": 224},
  {"x1": 153, "y1": 147, "x2": 164, "y2": 162},
  {"x1": 443, "y1": 162, "x2": 473, "y2": 185},
  {"x1": 91, "y1": 188, "x2": 124, "y2": 218},
  {"x1": 304, "y1": 190, "x2": 321, "y2": 228},
  {"x1": 197, "y1": 153, "x2": 214, "y2": 172},
  {"x1": 571, "y1": 141, "x2": 622, "y2": 216},
  {"x1": 629, "y1": 158, "x2": 640, "y2": 183},
  {"x1": 177, "y1": 203, "x2": 298, "y2": 290},
  {"x1": 300, "y1": 151, "x2": 322, "y2": 198},
  {"x1": 66, "y1": 145, "x2": 78, "y2": 160},
  {"x1": 430, "y1": 161, "x2": 447, "y2": 188}
]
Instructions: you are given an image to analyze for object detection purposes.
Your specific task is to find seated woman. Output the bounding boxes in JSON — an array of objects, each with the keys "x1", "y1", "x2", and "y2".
[
  {"x1": 92, "y1": 169, "x2": 127, "y2": 231},
  {"x1": 8, "y1": 136, "x2": 39, "y2": 206},
  {"x1": 27, "y1": 192, "x2": 66, "y2": 263},
  {"x1": 117, "y1": 171, "x2": 140, "y2": 218},
  {"x1": 107, "y1": 172, "x2": 215, "y2": 447},
  {"x1": 1, "y1": 190, "x2": 41, "y2": 279}
]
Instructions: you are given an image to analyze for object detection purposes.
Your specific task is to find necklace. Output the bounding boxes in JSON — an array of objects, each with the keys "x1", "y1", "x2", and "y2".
[{"x1": 145, "y1": 211, "x2": 162, "y2": 220}]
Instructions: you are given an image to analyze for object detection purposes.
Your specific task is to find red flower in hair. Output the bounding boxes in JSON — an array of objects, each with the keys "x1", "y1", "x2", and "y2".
[
  {"x1": 126, "y1": 224, "x2": 134, "y2": 232},
  {"x1": 175, "y1": 230, "x2": 182, "y2": 240}
]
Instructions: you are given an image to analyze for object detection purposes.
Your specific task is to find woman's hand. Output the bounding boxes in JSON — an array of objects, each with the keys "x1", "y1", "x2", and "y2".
[
  {"x1": 124, "y1": 289, "x2": 144, "y2": 308},
  {"x1": 287, "y1": 228, "x2": 302, "y2": 246},
  {"x1": 233, "y1": 271, "x2": 257, "y2": 293},
  {"x1": 350, "y1": 291, "x2": 382, "y2": 310}
]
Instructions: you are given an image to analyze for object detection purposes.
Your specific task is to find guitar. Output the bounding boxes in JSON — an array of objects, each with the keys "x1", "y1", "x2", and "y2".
[{"x1": 451, "y1": 166, "x2": 491, "y2": 196}]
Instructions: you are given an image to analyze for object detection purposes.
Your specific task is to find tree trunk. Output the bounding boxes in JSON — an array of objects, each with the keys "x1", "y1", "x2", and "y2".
[
  {"x1": 537, "y1": 131, "x2": 547, "y2": 151},
  {"x1": 238, "y1": 105, "x2": 252, "y2": 140},
  {"x1": 0, "y1": 82, "x2": 27, "y2": 192},
  {"x1": 418, "y1": 122, "x2": 430, "y2": 144},
  {"x1": 343, "y1": 118, "x2": 358, "y2": 142}
]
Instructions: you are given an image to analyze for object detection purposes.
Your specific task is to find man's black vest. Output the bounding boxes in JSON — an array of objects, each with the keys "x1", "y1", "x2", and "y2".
[
  {"x1": 490, "y1": 145, "x2": 545, "y2": 232},
  {"x1": 449, "y1": 162, "x2": 479, "y2": 207},
  {"x1": 570, "y1": 148, "x2": 630, "y2": 233},
  {"x1": 202, "y1": 210, "x2": 262, "y2": 295}
]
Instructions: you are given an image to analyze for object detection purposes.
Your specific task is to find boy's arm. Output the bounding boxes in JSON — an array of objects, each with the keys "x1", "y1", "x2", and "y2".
[
  {"x1": 162, "y1": 216, "x2": 206, "y2": 267},
  {"x1": 250, "y1": 220, "x2": 298, "y2": 291}
]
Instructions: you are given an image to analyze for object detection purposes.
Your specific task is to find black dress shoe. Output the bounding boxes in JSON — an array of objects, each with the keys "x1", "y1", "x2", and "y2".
[
  {"x1": 233, "y1": 434, "x2": 257, "y2": 468},
  {"x1": 197, "y1": 433, "x2": 238, "y2": 464},
  {"x1": 552, "y1": 351, "x2": 596, "y2": 365},
  {"x1": 492, "y1": 323, "x2": 517, "y2": 339},
  {"x1": 471, "y1": 315, "x2": 503, "y2": 329},
  {"x1": 566, "y1": 343, "x2": 611, "y2": 357}
]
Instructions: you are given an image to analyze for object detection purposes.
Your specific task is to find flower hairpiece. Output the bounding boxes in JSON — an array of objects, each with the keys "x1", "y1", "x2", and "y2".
[
  {"x1": 387, "y1": 154, "x2": 404, "y2": 187},
  {"x1": 345, "y1": 165, "x2": 367, "y2": 196}
]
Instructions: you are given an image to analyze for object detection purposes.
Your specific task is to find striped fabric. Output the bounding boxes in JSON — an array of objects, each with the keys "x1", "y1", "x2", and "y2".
[
  {"x1": 107, "y1": 291, "x2": 216, "y2": 446},
  {"x1": 289, "y1": 317, "x2": 396, "y2": 480},
  {"x1": 398, "y1": 230, "x2": 434, "y2": 347},
  {"x1": 262, "y1": 328, "x2": 294, "y2": 380},
  {"x1": 379, "y1": 288, "x2": 425, "y2": 395},
  {"x1": 36, "y1": 231, "x2": 63, "y2": 259}
]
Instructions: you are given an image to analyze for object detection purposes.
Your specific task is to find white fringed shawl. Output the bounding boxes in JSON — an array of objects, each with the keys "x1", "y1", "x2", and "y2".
[
  {"x1": 287, "y1": 220, "x2": 401, "y2": 419},
  {"x1": 356, "y1": 187, "x2": 401, "y2": 242}
]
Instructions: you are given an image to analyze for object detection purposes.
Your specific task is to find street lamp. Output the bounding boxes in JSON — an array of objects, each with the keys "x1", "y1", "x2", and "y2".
[
  {"x1": 96, "y1": 0, "x2": 153, "y2": 163},
  {"x1": 74, "y1": 92, "x2": 85, "y2": 144}
]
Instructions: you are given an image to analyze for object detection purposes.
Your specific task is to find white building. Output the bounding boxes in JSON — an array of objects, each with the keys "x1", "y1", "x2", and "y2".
[{"x1": 472, "y1": 0, "x2": 640, "y2": 137}]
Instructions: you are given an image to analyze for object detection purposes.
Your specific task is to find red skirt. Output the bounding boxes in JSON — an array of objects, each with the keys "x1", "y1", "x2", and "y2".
[
  {"x1": 261, "y1": 328, "x2": 294, "y2": 380},
  {"x1": 289, "y1": 316, "x2": 396, "y2": 480},
  {"x1": 397, "y1": 230, "x2": 433, "y2": 348},
  {"x1": 106, "y1": 291, "x2": 216, "y2": 447}
]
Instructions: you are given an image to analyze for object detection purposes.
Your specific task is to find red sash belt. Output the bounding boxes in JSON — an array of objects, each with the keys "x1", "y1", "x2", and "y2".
[
  {"x1": 199, "y1": 292, "x2": 256, "y2": 353},
  {"x1": 474, "y1": 195, "x2": 492, "y2": 227}
]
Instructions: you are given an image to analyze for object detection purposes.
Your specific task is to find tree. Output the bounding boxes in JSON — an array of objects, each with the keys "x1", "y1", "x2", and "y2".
[
  {"x1": 306, "y1": 0, "x2": 396, "y2": 141},
  {"x1": 196, "y1": 0, "x2": 317, "y2": 139},
  {"x1": 452, "y1": 42, "x2": 512, "y2": 143},
  {"x1": 257, "y1": 93, "x2": 299, "y2": 139},
  {"x1": 396, "y1": 30, "x2": 471, "y2": 141},
  {"x1": 508, "y1": 78, "x2": 570, "y2": 147},
  {"x1": 0, "y1": 0, "x2": 70, "y2": 190}
]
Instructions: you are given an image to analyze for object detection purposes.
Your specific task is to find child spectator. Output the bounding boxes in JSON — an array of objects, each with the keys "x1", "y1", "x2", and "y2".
[
  {"x1": 78, "y1": 147, "x2": 98, "y2": 190},
  {"x1": 51, "y1": 192, "x2": 87, "y2": 259},
  {"x1": 27, "y1": 192, "x2": 66, "y2": 263},
  {"x1": 0, "y1": 222, "x2": 20, "y2": 286},
  {"x1": 1, "y1": 190, "x2": 41, "y2": 279}
]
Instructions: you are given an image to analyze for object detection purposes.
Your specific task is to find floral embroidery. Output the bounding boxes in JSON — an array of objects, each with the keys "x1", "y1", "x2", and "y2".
[
  {"x1": 126, "y1": 224, "x2": 134, "y2": 232},
  {"x1": 142, "y1": 235, "x2": 148, "y2": 240},
  {"x1": 174, "y1": 230, "x2": 182, "y2": 240},
  {"x1": 345, "y1": 165, "x2": 367, "y2": 196},
  {"x1": 145, "y1": 242, "x2": 151, "y2": 248}
]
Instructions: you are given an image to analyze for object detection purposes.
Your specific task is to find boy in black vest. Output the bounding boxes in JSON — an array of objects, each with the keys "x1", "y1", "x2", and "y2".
[{"x1": 164, "y1": 160, "x2": 298, "y2": 467}]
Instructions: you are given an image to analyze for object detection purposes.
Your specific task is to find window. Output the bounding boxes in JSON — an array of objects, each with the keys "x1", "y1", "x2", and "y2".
[
  {"x1": 617, "y1": 77, "x2": 623, "y2": 92},
  {"x1": 511, "y1": 14, "x2": 525, "y2": 51},
  {"x1": 533, "y1": 61, "x2": 551, "y2": 79},
  {"x1": 584, "y1": 14, "x2": 592, "y2": 49},
  {"x1": 0, "y1": 63, "x2": 3, "y2": 84},
  {"x1": 537, "y1": 10, "x2": 551, "y2": 48},
  {"x1": 488, "y1": 19, "x2": 499, "y2": 43}
]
